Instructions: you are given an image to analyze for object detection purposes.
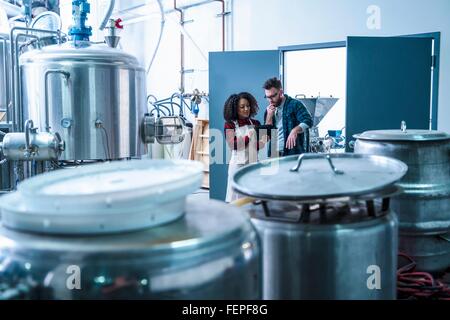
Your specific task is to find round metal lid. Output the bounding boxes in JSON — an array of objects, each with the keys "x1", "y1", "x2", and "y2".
[
  {"x1": 0, "y1": 160, "x2": 203, "y2": 235},
  {"x1": 232, "y1": 154, "x2": 408, "y2": 202},
  {"x1": 20, "y1": 41, "x2": 142, "y2": 68},
  {"x1": 354, "y1": 121, "x2": 449, "y2": 141},
  {"x1": 354, "y1": 130, "x2": 450, "y2": 142}
]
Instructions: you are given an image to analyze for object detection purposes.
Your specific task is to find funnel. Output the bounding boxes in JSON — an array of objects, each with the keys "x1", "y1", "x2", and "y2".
[{"x1": 296, "y1": 97, "x2": 339, "y2": 127}]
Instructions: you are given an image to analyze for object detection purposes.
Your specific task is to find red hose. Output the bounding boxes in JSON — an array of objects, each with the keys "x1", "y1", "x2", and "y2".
[{"x1": 397, "y1": 253, "x2": 450, "y2": 300}]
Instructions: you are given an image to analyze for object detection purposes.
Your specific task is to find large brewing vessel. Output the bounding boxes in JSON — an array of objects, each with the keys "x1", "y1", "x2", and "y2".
[
  {"x1": 0, "y1": 160, "x2": 261, "y2": 300},
  {"x1": 19, "y1": 41, "x2": 146, "y2": 161},
  {"x1": 233, "y1": 153, "x2": 407, "y2": 299},
  {"x1": 354, "y1": 127, "x2": 450, "y2": 272}
]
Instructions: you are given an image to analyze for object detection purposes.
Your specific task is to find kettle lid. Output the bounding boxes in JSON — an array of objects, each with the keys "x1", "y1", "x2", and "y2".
[
  {"x1": 0, "y1": 160, "x2": 203, "y2": 235},
  {"x1": 232, "y1": 153, "x2": 407, "y2": 202}
]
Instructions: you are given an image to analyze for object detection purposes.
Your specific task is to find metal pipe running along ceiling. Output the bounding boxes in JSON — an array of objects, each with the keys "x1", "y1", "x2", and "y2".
[
  {"x1": 116, "y1": 0, "x2": 227, "y2": 52},
  {"x1": 116, "y1": 0, "x2": 220, "y2": 15}
]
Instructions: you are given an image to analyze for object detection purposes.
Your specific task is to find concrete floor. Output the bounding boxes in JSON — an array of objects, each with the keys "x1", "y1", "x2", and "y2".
[{"x1": 187, "y1": 189, "x2": 210, "y2": 203}]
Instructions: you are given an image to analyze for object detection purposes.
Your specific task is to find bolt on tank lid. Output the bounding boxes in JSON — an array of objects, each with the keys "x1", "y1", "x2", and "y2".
[
  {"x1": 354, "y1": 121, "x2": 450, "y2": 142},
  {"x1": 0, "y1": 160, "x2": 203, "y2": 235}
]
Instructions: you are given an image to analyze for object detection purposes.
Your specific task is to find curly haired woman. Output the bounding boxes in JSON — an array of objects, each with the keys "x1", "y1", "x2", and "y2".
[{"x1": 224, "y1": 92, "x2": 267, "y2": 203}]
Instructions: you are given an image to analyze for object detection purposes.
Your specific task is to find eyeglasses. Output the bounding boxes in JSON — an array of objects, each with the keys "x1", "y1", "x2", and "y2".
[{"x1": 264, "y1": 91, "x2": 280, "y2": 100}]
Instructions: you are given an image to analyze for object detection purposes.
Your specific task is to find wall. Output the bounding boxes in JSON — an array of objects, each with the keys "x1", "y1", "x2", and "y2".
[
  {"x1": 114, "y1": 0, "x2": 226, "y2": 122},
  {"x1": 233, "y1": 0, "x2": 450, "y2": 132},
  {"x1": 59, "y1": 0, "x2": 450, "y2": 131}
]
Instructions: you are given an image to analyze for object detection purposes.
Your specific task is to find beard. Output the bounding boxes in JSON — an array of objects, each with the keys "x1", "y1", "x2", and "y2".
[{"x1": 273, "y1": 98, "x2": 283, "y2": 108}]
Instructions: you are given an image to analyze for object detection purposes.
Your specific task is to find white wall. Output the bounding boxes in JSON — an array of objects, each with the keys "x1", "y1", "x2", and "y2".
[
  {"x1": 233, "y1": 0, "x2": 450, "y2": 132},
  {"x1": 59, "y1": 0, "x2": 449, "y2": 131},
  {"x1": 115, "y1": 0, "x2": 225, "y2": 122}
]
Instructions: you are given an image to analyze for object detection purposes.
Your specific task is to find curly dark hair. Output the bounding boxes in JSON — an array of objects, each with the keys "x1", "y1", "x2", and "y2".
[
  {"x1": 223, "y1": 92, "x2": 259, "y2": 122},
  {"x1": 263, "y1": 77, "x2": 283, "y2": 90}
]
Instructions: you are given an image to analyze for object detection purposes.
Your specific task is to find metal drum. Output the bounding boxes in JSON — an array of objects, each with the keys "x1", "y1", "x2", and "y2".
[
  {"x1": 19, "y1": 41, "x2": 147, "y2": 161},
  {"x1": 354, "y1": 126, "x2": 450, "y2": 272},
  {"x1": 232, "y1": 153, "x2": 407, "y2": 300},
  {"x1": 0, "y1": 160, "x2": 261, "y2": 300}
]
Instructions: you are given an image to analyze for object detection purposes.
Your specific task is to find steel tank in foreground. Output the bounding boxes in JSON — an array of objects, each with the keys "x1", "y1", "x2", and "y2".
[
  {"x1": 0, "y1": 160, "x2": 261, "y2": 300},
  {"x1": 233, "y1": 153, "x2": 407, "y2": 300},
  {"x1": 19, "y1": 41, "x2": 147, "y2": 161},
  {"x1": 354, "y1": 126, "x2": 450, "y2": 272},
  {"x1": 250, "y1": 201, "x2": 398, "y2": 300}
]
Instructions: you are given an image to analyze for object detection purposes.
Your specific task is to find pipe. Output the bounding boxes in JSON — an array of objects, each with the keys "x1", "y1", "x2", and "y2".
[
  {"x1": 8, "y1": 14, "x2": 23, "y2": 24},
  {"x1": 11, "y1": 32, "x2": 39, "y2": 132},
  {"x1": 0, "y1": 35, "x2": 9, "y2": 120},
  {"x1": 170, "y1": 92, "x2": 189, "y2": 115},
  {"x1": 31, "y1": 11, "x2": 63, "y2": 31},
  {"x1": 9, "y1": 27, "x2": 61, "y2": 132},
  {"x1": 44, "y1": 70, "x2": 70, "y2": 132},
  {"x1": 121, "y1": 8, "x2": 209, "y2": 65},
  {"x1": 117, "y1": 0, "x2": 217, "y2": 16},
  {"x1": 0, "y1": 0, "x2": 22, "y2": 17},
  {"x1": 146, "y1": 0, "x2": 165, "y2": 75},
  {"x1": 99, "y1": 0, "x2": 116, "y2": 31},
  {"x1": 23, "y1": 0, "x2": 32, "y2": 27},
  {"x1": 24, "y1": 119, "x2": 33, "y2": 155},
  {"x1": 214, "y1": 0, "x2": 225, "y2": 51},
  {"x1": 166, "y1": 15, "x2": 207, "y2": 62},
  {"x1": 174, "y1": 0, "x2": 185, "y2": 93}
]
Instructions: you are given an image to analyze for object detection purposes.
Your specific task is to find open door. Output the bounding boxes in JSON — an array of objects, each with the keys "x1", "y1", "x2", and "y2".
[
  {"x1": 346, "y1": 36, "x2": 434, "y2": 149},
  {"x1": 209, "y1": 51, "x2": 279, "y2": 201}
]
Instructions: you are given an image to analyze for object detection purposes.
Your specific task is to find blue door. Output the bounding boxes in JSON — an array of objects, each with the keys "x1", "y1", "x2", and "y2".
[
  {"x1": 209, "y1": 51, "x2": 279, "y2": 201},
  {"x1": 346, "y1": 36, "x2": 433, "y2": 149}
]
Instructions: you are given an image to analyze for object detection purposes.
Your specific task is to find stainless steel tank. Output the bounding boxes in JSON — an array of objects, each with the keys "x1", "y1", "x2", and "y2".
[
  {"x1": 399, "y1": 232, "x2": 450, "y2": 273},
  {"x1": 0, "y1": 160, "x2": 261, "y2": 300},
  {"x1": 19, "y1": 41, "x2": 147, "y2": 161},
  {"x1": 0, "y1": 34, "x2": 12, "y2": 191},
  {"x1": 0, "y1": 33, "x2": 10, "y2": 115},
  {"x1": 232, "y1": 153, "x2": 408, "y2": 300},
  {"x1": 354, "y1": 128, "x2": 450, "y2": 272},
  {"x1": 249, "y1": 201, "x2": 398, "y2": 300}
]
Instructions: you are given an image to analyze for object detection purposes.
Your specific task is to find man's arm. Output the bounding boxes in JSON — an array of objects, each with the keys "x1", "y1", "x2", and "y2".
[
  {"x1": 295, "y1": 101, "x2": 313, "y2": 133},
  {"x1": 286, "y1": 102, "x2": 313, "y2": 149}
]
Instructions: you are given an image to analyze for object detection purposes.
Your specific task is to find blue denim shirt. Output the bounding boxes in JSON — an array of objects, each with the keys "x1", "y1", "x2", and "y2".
[{"x1": 264, "y1": 95, "x2": 313, "y2": 156}]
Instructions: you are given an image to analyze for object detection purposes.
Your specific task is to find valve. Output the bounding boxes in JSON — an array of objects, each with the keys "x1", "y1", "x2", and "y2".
[
  {"x1": 69, "y1": 0, "x2": 93, "y2": 41},
  {"x1": 105, "y1": 18, "x2": 123, "y2": 48},
  {"x1": 1, "y1": 121, "x2": 65, "y2": 161},
  {"x1": 115, "y1": 18, "x2": 124, "y2": 29},
  {"x1": 140, "y1": 115, "x2": 186, "y2": 145}
]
